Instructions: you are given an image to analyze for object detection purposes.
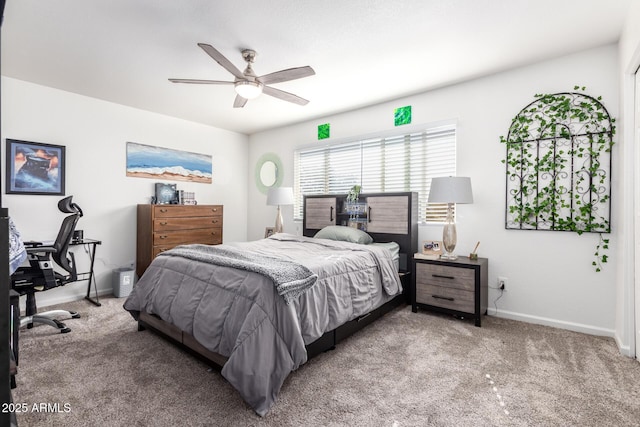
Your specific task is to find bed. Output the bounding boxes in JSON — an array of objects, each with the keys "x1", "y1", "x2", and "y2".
[{"x1": 124, "y1": 192, "x2": 418, "y2": 416}]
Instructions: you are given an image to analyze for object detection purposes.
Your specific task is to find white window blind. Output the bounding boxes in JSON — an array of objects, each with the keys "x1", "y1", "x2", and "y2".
[{"x1": 294, "y1": 124, "x2": 456, "y2": 223}]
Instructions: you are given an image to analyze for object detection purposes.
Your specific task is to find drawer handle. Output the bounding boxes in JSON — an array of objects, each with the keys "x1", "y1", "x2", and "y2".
[
  {"x1": 212, "y1": 208, "x2": 217, "y2": 212},
  {"x1": 330, "y1": 206, "x2": 334, "y2": 222},
  {"x1": 211, "y1": 231, "x2": 217, "y2": 236},
  {"x1": 368, "y1": 206, "x2": 372, "y2": 222},
  {"x1": 160, "y1": 208, "x2": 168, "y2": 213},
  {"x1": 159, "y1": 235, "x2": 167, "y2": 239},
  {"x1": 159, "y1": 221, "x2": 168, "y2": 226},
  {"x1": 212, "y1": 220, "x2": 218, "y2": 224},
  {"x1": 432, "y1": 295, "x2": 454, "y2": 301},
  {"x1": 432, "y1": 274, "x2": 455, "y2": 280}
]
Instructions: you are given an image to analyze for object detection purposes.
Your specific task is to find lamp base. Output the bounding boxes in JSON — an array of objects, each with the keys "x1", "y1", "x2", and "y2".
[
  {"x1": 274, "y1": 205, "x2": 284, "y2": 233},
  {"x1": 441, "y1": 203, "x2": 457, "y2": 260}
]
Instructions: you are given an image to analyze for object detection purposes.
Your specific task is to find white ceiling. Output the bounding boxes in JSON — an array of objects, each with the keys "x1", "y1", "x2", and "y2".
[{"x1": 0, "y1": 0, "x2": 632, "y2": 135}]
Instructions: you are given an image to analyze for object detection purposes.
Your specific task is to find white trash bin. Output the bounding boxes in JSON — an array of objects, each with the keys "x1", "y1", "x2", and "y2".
[{"x1": 112, "y1": 268, "x2": 135, "y2": 298}]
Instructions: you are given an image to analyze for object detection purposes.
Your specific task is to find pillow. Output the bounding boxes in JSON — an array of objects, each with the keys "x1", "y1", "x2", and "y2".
[{"x1": 313, "y1": 225, "x2": 373, "y2": 245}]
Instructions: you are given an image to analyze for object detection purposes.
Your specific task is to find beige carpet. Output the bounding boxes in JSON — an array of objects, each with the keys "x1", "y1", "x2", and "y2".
[{"x1": 11, "y1": 296, "x2": 640, "y2": 426}]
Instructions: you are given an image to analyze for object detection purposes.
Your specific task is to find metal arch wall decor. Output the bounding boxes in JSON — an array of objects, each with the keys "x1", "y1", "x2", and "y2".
[{"x1": 501, "y1": 88, "x2": 614, "y2": 235}]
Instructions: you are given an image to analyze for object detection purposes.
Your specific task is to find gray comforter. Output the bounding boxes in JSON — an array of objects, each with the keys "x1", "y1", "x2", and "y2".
[{"x1": 123, "y1": 233, "x2": 401, "y2": 416}]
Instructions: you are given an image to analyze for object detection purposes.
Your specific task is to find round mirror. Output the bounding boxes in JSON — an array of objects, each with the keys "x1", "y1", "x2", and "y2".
[
  {"x1": 255, "y1": 153, "x2": 283, "y2": 194},
  {"x1": 259, "y1": 161, "x2": 277, "y2": 187}
]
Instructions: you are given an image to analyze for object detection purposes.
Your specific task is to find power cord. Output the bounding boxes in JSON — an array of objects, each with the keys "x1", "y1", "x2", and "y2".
[{"x1": 489, "y1": 284, "x2": 505, "y2": 315}]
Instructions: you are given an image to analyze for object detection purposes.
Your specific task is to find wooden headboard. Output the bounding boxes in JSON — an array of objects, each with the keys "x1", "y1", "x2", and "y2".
[{"x1": 302, "y1": 192, "x2": 418, "y2": 273}]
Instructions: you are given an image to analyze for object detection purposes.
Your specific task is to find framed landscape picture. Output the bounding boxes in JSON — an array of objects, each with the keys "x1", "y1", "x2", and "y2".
[
  {"x1": 126, "y1": 141, "x2": 212, "y2": 184},
  {"x1": 6, "y1": 139, "x2": 66, "y2": 195}
]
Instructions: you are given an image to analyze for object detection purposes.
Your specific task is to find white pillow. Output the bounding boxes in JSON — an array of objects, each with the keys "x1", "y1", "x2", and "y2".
[{"x1": 313, "y1": 225, "x2": 373, "y2": 245}]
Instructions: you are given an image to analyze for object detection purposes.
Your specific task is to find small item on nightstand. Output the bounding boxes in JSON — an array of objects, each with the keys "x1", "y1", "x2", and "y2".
[
  {"x1": 469, "y1": 241, "x2": 480, "y2": 260},
  {"x1": 421, "y1": 240, "x2": 443, "y2": 259},
  {"x1": 414, "y1": 252, "x2": 439, "y2": 260}
]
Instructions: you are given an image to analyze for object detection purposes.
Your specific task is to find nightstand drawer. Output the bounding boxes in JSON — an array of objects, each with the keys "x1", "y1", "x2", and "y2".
[
  {"x1": 416, "y1": 284, "x2": 474, "y2": 313},
  {"x1": 412, "y1": 257, "x2": 488, "y2": 327},
  {"x1": 415, "y1": 262, "x2": 474, "y2": 291}
]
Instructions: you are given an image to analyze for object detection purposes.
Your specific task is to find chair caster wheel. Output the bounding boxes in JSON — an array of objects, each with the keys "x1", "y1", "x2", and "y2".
[
  {"x1": 71, "y1": 312, "x2": 81, "y2": 319},
  {"x1": 60, "y1": 327, "x2": 71, "y2": 334}
]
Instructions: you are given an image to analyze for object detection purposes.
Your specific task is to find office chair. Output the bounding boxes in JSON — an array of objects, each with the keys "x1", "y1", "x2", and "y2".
[{"x1": 11, "y1": 196, "x2": 84, "y2": 333}]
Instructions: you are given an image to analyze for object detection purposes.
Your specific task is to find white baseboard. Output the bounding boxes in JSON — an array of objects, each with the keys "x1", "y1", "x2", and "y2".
[
  {"x1": 614, "y1": 333, "x2": 633, "y2": 358},
  {"x1": 487, "y1": 307, "x2": 616, "y2": 338},
  {"x1": 17, "y1": 286, "x2": 115, "y2": 311}
]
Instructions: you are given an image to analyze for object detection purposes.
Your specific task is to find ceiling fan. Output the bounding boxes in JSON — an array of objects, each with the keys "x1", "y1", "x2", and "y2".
[{"x1": 169, "y1": 43, "x2": 315, "y2": 108}]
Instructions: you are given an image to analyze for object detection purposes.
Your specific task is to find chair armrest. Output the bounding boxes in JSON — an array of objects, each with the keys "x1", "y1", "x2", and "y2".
[
  {"x1": 23, "y1": 240, "x2": 43, "y2": 248},
  {"x1": 25, "y1": 246, "x2": 56, "y2": 255}
]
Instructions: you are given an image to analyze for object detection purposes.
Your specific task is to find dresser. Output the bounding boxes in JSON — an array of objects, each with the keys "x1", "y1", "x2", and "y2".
[
  {"x1": 136, "y1": 204, "x2": 223, "y2": 277},
  {"x1": 412, "y1": 256, "x2": 488, "y2": 327}
]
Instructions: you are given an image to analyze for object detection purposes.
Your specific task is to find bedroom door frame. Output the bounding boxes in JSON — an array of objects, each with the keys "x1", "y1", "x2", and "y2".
[{"x1": 635, "y1": 67, "x2": 640, "y2": 361}]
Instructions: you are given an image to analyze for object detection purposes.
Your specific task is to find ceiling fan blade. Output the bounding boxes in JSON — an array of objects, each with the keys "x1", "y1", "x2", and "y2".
[
  {"x1": 262, "y1": 86, "x2": 309, "y2": 106},
  {"x1": 257, "y1": 66, "x2": 315, "y2": 85},
  {"x1": 233, "y1": 95, "x2": 248, "y2": 108},
  {"x1": 169, "y1": 78, "x2": 234, "y2": 85},
  {"x1": 197, "y1": 43, "x2": 244, "y2": 79}
]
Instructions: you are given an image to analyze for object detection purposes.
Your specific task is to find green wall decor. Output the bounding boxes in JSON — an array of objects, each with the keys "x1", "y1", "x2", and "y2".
[
  {"x1": 254, "y1": 152, "x2": 284, "y2": 195},
  {"x1": 501, "y1": 86, "x2": 615, "y2": 271},
  {"x1": 394, "y1": 106, "x2": 412, "y2": 126},
  {"x1": 318, "y1": 123, "x2": 330, "y2": 140}
]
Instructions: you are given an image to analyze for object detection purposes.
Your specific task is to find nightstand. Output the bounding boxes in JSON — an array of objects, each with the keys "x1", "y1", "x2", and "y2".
[{"x1": 411, "y1": 256, "x2": 488, "y2": 327}]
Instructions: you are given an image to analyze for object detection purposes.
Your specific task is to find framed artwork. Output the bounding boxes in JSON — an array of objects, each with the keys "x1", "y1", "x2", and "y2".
[
  {"x1": 264, "y1": 227, "x2": 276, "y2": 238},
  {"x1": 422, "y1": 240, "x2": 443, "y2": 256},
  {"x1": 6, "y1": 139, "x2": 66, "y2": 195},
  {"x1": 126, "y1": 141, "x2": 212, "y2": 183}
]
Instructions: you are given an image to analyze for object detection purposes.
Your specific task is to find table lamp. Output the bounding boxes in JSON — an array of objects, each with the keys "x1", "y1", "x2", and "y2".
[
  {"x1": 427, "y1": 177, "x2": 473, "y2": 259},
  {"x1": 267, "y1": 187, "x2": 294, "y2": 233}
]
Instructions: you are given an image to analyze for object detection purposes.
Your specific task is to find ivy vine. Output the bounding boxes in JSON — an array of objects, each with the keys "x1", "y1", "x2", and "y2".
[{"x1": 500, "y1": 86, "x2": 615, "y2": 271}]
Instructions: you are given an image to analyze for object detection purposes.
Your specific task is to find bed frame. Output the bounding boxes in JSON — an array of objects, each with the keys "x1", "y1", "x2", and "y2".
[{"x1": 137, "y1": 191, "x2": 418, "y2": 367}]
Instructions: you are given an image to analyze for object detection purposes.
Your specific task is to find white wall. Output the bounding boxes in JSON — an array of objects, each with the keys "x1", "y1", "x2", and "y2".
[
  {"x1": 2, "y1": 77, "x2": 249, "y2": 307},
  {"x1": 248, "y1": 44, "x2": 620, "y2": 336}
]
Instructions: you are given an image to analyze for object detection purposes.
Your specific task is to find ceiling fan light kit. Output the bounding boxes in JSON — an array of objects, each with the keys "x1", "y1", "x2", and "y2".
[
  {"x1": 234, "y1": 80, "x2": 263, "y2": 99},
  {"x1": 169, "y1": 43, "x2": 315, "y2": 108}
]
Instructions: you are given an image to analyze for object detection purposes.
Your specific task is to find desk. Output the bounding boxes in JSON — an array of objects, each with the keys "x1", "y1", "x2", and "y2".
[{"x1": 69, "y1": 238, "x2": 102, "y2": 307}]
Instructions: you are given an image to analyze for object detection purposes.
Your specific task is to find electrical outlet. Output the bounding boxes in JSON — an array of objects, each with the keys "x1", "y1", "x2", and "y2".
[{"x1": 498, "y1": 276, "x2": 508, "y2": 291}]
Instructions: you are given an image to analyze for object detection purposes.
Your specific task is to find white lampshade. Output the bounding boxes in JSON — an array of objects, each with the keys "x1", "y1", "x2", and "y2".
[
  {"x1": 267, "y1": 187, "x2": 293, "y2": 234},
  {"x1": 235, "y1": 81, "x2": 263, "y2": 99},
  {"x1": 428, "y1": 177, "x2": 473, "y2": 204},
  {"x1": 267, "y1": 187, "x2": 294, "y2": 206},
  {"x1": 428, "y1": 177, "x2": 473, "y2": 260}
]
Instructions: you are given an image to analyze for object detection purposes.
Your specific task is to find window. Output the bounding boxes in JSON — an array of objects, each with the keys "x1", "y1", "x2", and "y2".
[{"x1": 294, "y1": 124, "x2": 456, "y2": 223}]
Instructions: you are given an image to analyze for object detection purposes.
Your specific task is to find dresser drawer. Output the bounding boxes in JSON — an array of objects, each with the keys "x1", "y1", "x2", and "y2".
[
  {"x1": 153, "y1": 205, "x2": 222, "y2": 218},
  {"x1": 153, "y1": 228, "x2": 222, "y2": 246},
  {"x1": 415, "y1": 262, "x2": 475, "y2": 291},
  {"x1": 416, "y1": 283, "x2": 474, "y2": 313},
  {"x1": 154, "y1": 216, "x2": 222, "y2": 231}
]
